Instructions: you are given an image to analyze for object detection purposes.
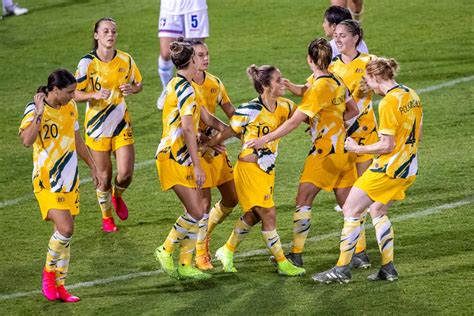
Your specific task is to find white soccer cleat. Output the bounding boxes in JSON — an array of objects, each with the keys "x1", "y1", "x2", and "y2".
[
  {"x1": 5, "y1": 3, "x2": 29, "y2": 16},
  {"x1": 156, "y1": 90, "x2": 166, "y2": 110}
]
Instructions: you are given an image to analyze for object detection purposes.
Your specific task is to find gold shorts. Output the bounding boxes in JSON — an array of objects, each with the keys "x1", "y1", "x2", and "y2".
[
  {"x1": 234, "y1": 160, "x2": 274, "y2": 212},
  {"x1": 34, "y1": 188, "x2": 79, "y2": 221},
  {"x1": 200, "y1": 152, "x2": 234, "y2": 189},
  {"x1": 354, "y1": 170, "x2": 416, "y2": 205},
  {"x1": 156, "y1": 152, "x2": 197, "y2": 191},
  {"x1": 299, "y1": 153, "x2": 357, "y2": 191}
]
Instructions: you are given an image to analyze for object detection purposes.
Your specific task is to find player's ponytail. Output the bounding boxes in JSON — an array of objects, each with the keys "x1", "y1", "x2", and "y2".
[
  {"x1": 170, "y1": 37, "x2": 195, "y2": 70},
  {"x1": 92, "y1": 17, "x2": 116, "y2": 50},
  {"x1": 366, "y1": 57, "x2": 400, "y2": 80},
  {"x1": 246, "y1": 64, "x2": 277, "y2": 94},
  {"x1": 37, "y1": 69, "x2": 77, "y2": 95},
  {"x1": 308, "y1": 38, "x2": 332, "y2": 71},
  {"x1": 339, "y1": 19, "x2": 363, "y2": 47}
]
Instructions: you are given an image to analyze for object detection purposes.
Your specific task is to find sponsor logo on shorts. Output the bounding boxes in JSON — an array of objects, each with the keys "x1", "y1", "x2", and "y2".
[
  {"x1": 186, "y1": 175, "x2": 193, "y2": 180},
  {"x1": 57, "y1": 196, "x2": 65, "y2": 203},
  {"x1": 264, "y1": 194, "x2": 271, "y2": 200},
  {"x1": 159, "y1": 18, "x2": 166, "y2": 28}
]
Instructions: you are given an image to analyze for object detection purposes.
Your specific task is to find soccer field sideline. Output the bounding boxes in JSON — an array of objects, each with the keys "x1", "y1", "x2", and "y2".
[
  {"x1": 1, "y1": 74, "x2": 473, "y2": 210},
  {"x1": 1, "y1": 195, "x2": 472, "y2": 301}
]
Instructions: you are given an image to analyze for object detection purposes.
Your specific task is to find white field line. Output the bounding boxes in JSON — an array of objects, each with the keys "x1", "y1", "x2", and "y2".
[
  {"x1": 1, "y1": 74, "x2": 473, "y2": 209},
  {"x1": 0, "y1": 196, "x2": 472, "y2": 301}
]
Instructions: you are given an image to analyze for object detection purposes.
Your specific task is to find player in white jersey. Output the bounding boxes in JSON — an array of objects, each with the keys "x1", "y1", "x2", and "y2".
[{"x1": 157, "y1": 0, "x2": 209, "y2": 110}]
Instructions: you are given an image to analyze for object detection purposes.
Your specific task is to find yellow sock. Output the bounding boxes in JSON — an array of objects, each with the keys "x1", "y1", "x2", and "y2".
[
  {"x1": 355, "y1": 210, "x2": 368, "y2": 254},
  {"x1": 373, "y1": 215, "x2": 394, "y2": 265},
  {"x1": 96, "y1": 189, "x2": 113, "y2": 219},
  {"x1": 113, "y1": 185, "x2": 126, "y2": 198},
  {"x1": 262, "y1": 229, "x2": 285, "y2": 263},
  {"x1": 45, "y1": 231, "x2": 70, "y2": 273},
  {"x1": 336, "y1": 217, "x2": 361, "y2": 267},
  {"x1": 225, "y1": 216, "x2": 252, "y2": 252},
  {"x1": 178, "y1": 221, "x2": 199, "y2": 266},
  {"x1": 291, "y1": 205, "x2": 311, "y2": 253},
  {"x1": 163, "y1": 212, "x2": 198, "y2": 254},
  {"x1": 55, "y1": 239, "x2": 71, "y2": 286},
  {"x1": 196, "y1": 213, "x2": 209, "y2": 257},
  {"x1": 207, "y1": 200, "x2": 234, "y2": 236}
]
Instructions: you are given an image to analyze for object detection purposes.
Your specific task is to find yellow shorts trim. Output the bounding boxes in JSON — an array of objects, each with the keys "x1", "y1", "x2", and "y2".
[
  {"x1": 234, "y1": 160, "x2": 274, "y2": 212},
  {"x1": 354, "y1": 170, "x2": 416, "y2": 205},
  {"x1": 299, "y1": 153, "x2": 357, "y2": 191},
  {"x1": 34, "y1": 189, "x2": 80, "y2": 221},
  {"x1": 200, "y1": 152, "x2": 234, "y2": 189},
  {"x1": 156, "y1": 152, "x2": 197, "y2": 191}
]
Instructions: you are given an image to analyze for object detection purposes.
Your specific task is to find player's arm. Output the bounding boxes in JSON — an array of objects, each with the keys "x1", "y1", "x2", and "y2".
[
  {"x1": 74, "y1": 89, "x2": 111, "y2": 102},
  {"x1": 182, "y1": 115, "x2": 206, "y2": 188},
  {"x1": 201, "y1": 107, "x2": 236, "y2": 148},
  {"x1": 119, "y1": 82, "x2": 143, "y2": 96},
  {"x1": 20, "y1": 93, "x2": 45, "y2": 147},
  {"x1": 220, "y1": 101, "x2": 235, "y2": 118},
  {"x1": 345, "y1": 134, "x2": 395, "y2": 155},
  {"x1": 75, "y1": 130, "x2": 101, "y2": 188},
  {"x1": 283, "y1": 78, "x2": 309, "y2": 96},
  {"x1": 343, "y1": 96, "x2": 359, "y2": 125},
  {"x1": 246, "y1": 110, "x2": 308, "y2": 149}
]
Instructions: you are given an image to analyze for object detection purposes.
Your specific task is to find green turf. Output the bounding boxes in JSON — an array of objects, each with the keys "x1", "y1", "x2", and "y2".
[{"x1": 1, "y1": 0, "x2": 473, "y2": 314}]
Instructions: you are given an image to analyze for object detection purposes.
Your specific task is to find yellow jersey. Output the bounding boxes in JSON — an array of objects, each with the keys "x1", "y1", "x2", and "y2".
[
  {"x1": 20, "y1": 100, "x2": 80, "y2": 193},
  {"x1": 231, "y1": 96, "x2": 295, "y2": 174},
  {"x1": 329, "y1": 53, "x2": 377, "y2": 141},
  {"x1": 75, "y1": 49, "x2": 142, "y2": 140},
  {"x1": 298, "y1": 74, "x2": 349, "y2": 156},
  {"x1": 157, "y1": 74, "x2": 201, "y2": 166},
  {"x1": 370, "y1": 84, "x2": 423, "y2": 179}
]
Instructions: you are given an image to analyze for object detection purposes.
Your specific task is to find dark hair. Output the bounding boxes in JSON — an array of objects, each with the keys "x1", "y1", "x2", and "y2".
[
  {"x1": 246, "y1": 64, "x2": 278, "y2": 94},
  {"x1": 324, "y1": 5, "x2": 352, "y2": 25},
  {"x1": 170, "y1": 37, "x2": 195, "y2": 69},
  {"x1": 366, "y1": 57, "x2": 400, "y2": 80},
  {"x1": 338, "y1": 19, "x2": 363, "y2": 47},
  {"x1": 308, "y1": 38, "x2": 332, "y2": 70},
  {"x1": 187, "y1": 39, "x2": 206, "y2": 46},
  {"x1": 37, "y1": 69, "x2": 77, "y2": 94},
  {"x1": 92, "y1": 17, "x2": 116, "y2": 50}
]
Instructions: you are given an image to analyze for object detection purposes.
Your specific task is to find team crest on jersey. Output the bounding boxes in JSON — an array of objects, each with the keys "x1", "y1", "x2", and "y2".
[
  {"x1": 70, "y1": 111, "x2": 75, "y2": 117},
  {"x1": 355, "y1": 68, "x2": 363, "y2": 73},
  {"x1": 159, "y1": 18, "x2": 166, "y2": 28},
  {"x1": 119, "y1": 68, "x2": 126, "y2": 73},
  {"x1": 210, "y1": 88, "x2": 217, "y2": 94}
]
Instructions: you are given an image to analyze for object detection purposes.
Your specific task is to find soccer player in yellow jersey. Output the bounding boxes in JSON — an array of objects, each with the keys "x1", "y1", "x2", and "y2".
[
  {"x1": 313, "y1": 57, "x2": 423, "y2": 284},
  {"x1": 207, "y1": 64, "x2": 305, "y2": 276},
  {"x1": 153, "y1": 38, "x2": 231, "y2": 281},
  {"x1": 187, "y1": 40, "x2": 238, "y2": 270},
  {"x1": 247, "y1": 38, "x2": 359, "y2": 268},
  {"x1": 19, "y1": 69, "x2": 100, "y2": 302},
  {"x1": 75, "y1": 18, "x2": 143, "y2": 233}
]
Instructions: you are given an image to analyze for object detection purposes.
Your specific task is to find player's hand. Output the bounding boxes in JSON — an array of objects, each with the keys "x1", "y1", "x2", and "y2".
[
  {"x1": 119, "y1": 84, "x2": 135, "y2": 96},
  {"x1": 93, "y1": 89, "x2": 111, "y2": 100},
  {"x1": 212, "y1": 143, "x2": 226, "y2": 154},
  {"x1": 282, "y1": 78, "x2": 291, "y2": 89},
  {"x1": 90, "y1": 166, "x2": 102, "y2": 188},
  {"x1": 193, "y1": 165, "x2": 206, "y2": 189},
  {"x1": 344, "y1": 137, "x2": 359, "y2": 153},
  {"x1": 33, "y1": 92, "x2": 45, "y2": 115},
  {"x1": 245, "y1": 137, "x2": 266, "y2": 149}
]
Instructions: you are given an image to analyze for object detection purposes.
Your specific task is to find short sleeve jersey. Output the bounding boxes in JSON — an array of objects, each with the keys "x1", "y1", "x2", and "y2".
[
  {"x1": 299, "y1": 74, "x2": 349, "y2": 156},
  {"x1": 75, "y1": 49, "x2": 142, "y2": 139},
  {"x1": 157, "y1": 74, "x2": 201, "y2": 166},
  {"x1": 230, "y1": 96, "x2": 295, "y2": 173},
  {"x1": 329, "y1": 52, "x2": 377, "y2": 140},
  {"x1": 19, "y1": 100, "x2": 80, "y2": 193},
  {"x1": 370, "y1": 85, "x2": 423, "y2": 178},
  {"x1": 192, "y1": 71, "x2": 231, "y2": 131}
]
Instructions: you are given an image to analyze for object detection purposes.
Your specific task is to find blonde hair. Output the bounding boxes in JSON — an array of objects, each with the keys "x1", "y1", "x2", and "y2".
[
  {"x1": 366, "y1": 57, "x2": 399, "y2": 80},
  {"x1": 246, "y1": 64, "x2": 278, "y2": 94}
]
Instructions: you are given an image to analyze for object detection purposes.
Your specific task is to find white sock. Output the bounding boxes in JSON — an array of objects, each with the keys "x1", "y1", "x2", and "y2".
[{"x1": 158, "y1": 56, "x2": 174, "y2": 91}]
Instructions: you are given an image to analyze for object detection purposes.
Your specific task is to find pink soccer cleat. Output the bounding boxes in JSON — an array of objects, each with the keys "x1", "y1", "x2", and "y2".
[
  {"x1": 42, "y1": 269, "x2": 58, "y2": 301},
  {"x1": 57, "y1": 285, "x2": 80, "y2": 303},
  {"x1": 102, "y1": 217, "x2": 118, "y2": 233},
  {"x1": 111, "y1": 195, "x2": 129, "y2": 220}
]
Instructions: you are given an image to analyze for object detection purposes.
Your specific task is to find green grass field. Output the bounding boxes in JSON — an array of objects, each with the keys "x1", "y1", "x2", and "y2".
[{"x1": 1, "y1": 0, "x2": 473, "y2": 314}]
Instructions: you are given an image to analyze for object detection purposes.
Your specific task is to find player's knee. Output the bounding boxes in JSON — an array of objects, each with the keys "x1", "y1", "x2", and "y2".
[
  {"x1": 222, "y1": 195, "x2": 238, "y2": 208},
  {"x1": 57, "y1": 224, "x2": 74, "y2": 238}
]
